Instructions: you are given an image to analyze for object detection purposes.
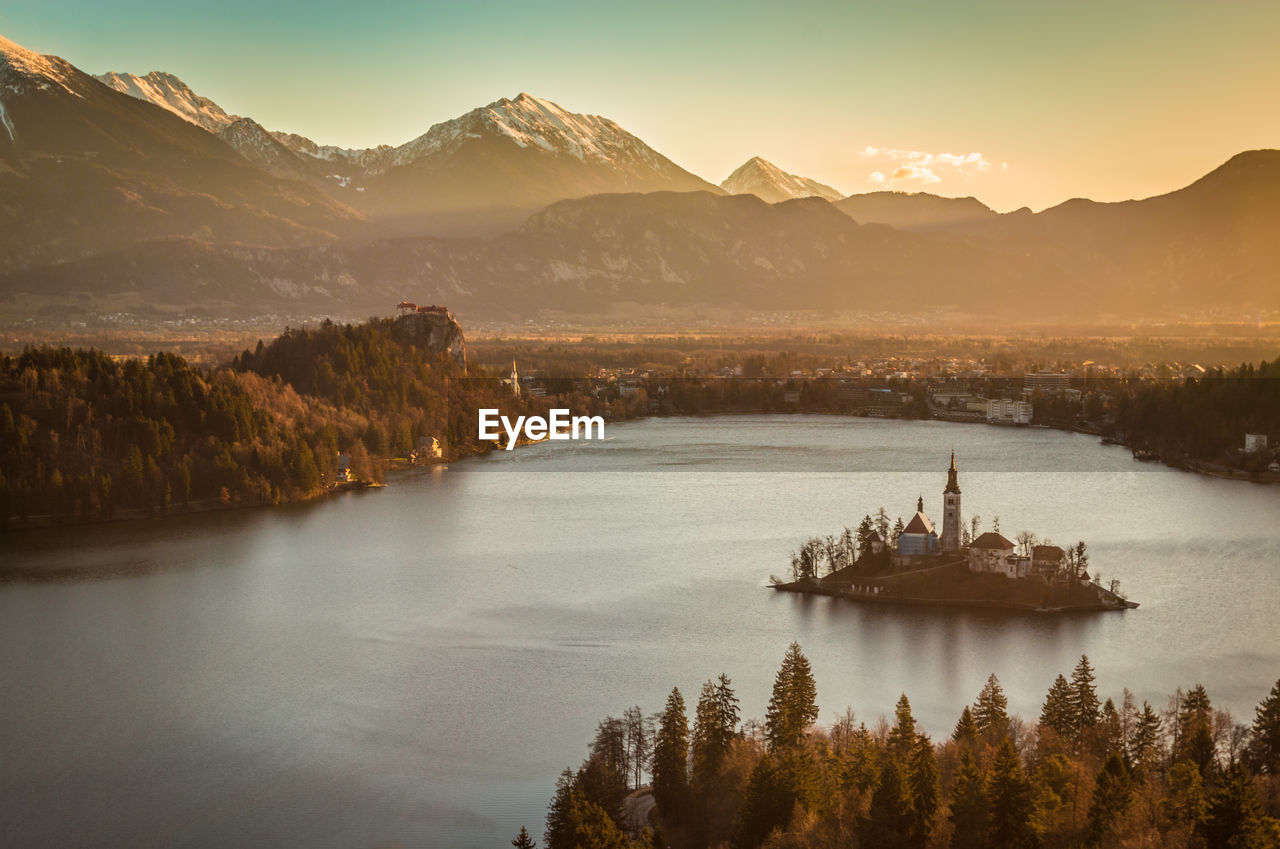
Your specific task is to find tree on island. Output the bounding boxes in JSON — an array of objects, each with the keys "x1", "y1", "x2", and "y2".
[
  {"x1": 876, "y1": 506, "x2": 891, "y2": 540},
  {"x1": 891, "y1": 516, "x2": 906, "y2": 546},
  {"x1": 1016, "y1": 530, "x2": 1038, "y2": 557},
  {"x1": 856, "y1": 515, "x2": 875, "y2": 560}
]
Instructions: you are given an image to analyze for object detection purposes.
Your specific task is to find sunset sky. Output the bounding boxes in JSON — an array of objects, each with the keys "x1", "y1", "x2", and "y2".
[{"x1": 3, "y1": 0, "x2": 1277, "y2": 211}]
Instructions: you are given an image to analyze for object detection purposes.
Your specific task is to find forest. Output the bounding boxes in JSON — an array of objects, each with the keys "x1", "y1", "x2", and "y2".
[
  {"x1": 1110, "y1": 356, "x2": 1280, "y2": 466},
  {"x1": 0, "y1": 319, "x2": 599, "y2": 527},
  {"x1": 526, "y1": 645, "x2": 1280, "y2": 849}
]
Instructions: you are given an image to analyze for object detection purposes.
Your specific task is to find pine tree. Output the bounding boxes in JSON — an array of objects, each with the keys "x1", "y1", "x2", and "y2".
[
  {"x1": 859, "y1": 758, "x2": 915, "y2": 849},
  {"x1": 1197, "y1": 763, "x2": 1273, "y2": 849},
  {"x1": 888, "y1": 693, "x2": 919, "y2": 758},
  {"x1": 691, "y1": 677, "x2": 739, "y2": 791},
  {"x1": 1248, "y1": 678, "x2": 1280, "y2": 774},
  {"x1": 545, "y1": 768, "x2": 578, "y2": 849},
  {"x1": 1099, "y1": 698, "x2": 1124, "y2": 757},
  {"x1": 857, "y1": 515, "x2": 875, "y2": 560},
  {"x1": 1040, "y1": 674, "x2": 1075, "y2": 742},
  {"x1": 736, "y1": 753, "x2": 797, "y2": 849},
  {"x1": 950, "y1": 749, "x2": 990, "y2": 849},
  {"x1": 715, "y1": 673, "x2": 741, "y2": 740},
  {"x1": 953, "y1": 705, "x2": 979, "y2": 749},
  {"x1": 765, "y1": 642, "x2": 819, "y2": 751},
  {"x1": 1174, "y1": 685, "x2": 1216, "y2": 776},
  {"x1": 908, "y1": 733, "x2": 940, "y2": 846},
  {"x1": 987, "y1": 739, "x2": 1039, "y2": 849},
  {"x1": 512, "y1": 825, "x2": 537, "y2": 849},
  {"x1": 1069, "y1": 655, "x2": 1101, "y2": 738},
  {"x1": 651, "y1": 687, "x2": 689, "y2": 823},
  {"x1": 1083, "y1": 752, "x2": 1132, "y2": 846},
  {"x1": 1129, "y1": 701, "x2": 1163, "y2": 775},
  {"x1": 975, "y1": 674, "x2": 1010, "y2": 740}
]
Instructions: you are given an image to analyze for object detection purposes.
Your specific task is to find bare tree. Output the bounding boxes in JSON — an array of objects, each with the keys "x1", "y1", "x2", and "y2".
[{"x1": 1016, "y1": 530, "x2": 1038, "y2": 557}]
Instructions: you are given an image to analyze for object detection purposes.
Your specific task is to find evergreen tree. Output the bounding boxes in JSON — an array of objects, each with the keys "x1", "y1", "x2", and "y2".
[
  {"x1": 859, "y1": 758, "x2": 915, "y2": 849},
  {"x1": 908, "y1": 733, "x2": 940, "y2": 846},
  {"x1": 1197, "y1": 763, "x2": 1274, "y2": 849},
  {"x1": 1248, "y1": 678, "x2": 1280, "y2": 775},
  {"x1": 1174, "y1": 685, "x2": 1217, "y2": 776},
  {"x1": 736, "y1": 753, "x2": 797, "y2": 849},
  {"x1": 691, "y1": 680, "x2": 721, "y2": 790},
  {"x1": 953, "y1": 705, "x2": 979, "y2": 750},
  {"x1": 975, "y1": 674, "x2": 1010, "y2": 740},
  {"x1": 950, "y1": 749, "x2": 990, "y2": 849},
  {"x1": 651, "y1": 687, "x2": 689, "y2": 823},
  {"x1": 1070, "y1": 655, "x2": 1101, "y2": 739},
  {"x1": 512, "y1": 825, "x2": 537, "y2": 849},
  {"x1": 1099, "y1": 698, "x2": 1124, "y2": 757},
  {"x1": 765, "y1": 642, "x2": 819, "y2": 751},
  {"x1": 1083, "y1": 752, "x2": 1132, "y2": 846},
  {"x1": 856, "y1": 515, "x2": 875, "y2": 559},
  {"x1": 563, "y1": 791, "x2": 636, "y2": 849},
  {"x1": 888, "y1": 693, "x2": 919, "y2": 758},
  {"x1": 1040, "y1": 674, "x2": 1075, "y2": 743},
  {"x1": 1129, "y1": 701, "x2": 1164, "y2": 775},
  {"x1": 987, "y1": 739, "x2": 1039, "y2": 849},
  {"x1": 891, "y1": 516, "x2": 906, "y2": 546},
  {"x1": 691, "y1": 677, "x2": 739, "y2": 792},
  {"x1": 545, "y1": 768, "x2": 578, "y2": 849}
]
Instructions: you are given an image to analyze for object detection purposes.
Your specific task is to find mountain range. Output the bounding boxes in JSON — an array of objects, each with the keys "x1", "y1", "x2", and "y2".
[{"x1": 3, "y1": 31, "x2": 1279, "y2": 324}]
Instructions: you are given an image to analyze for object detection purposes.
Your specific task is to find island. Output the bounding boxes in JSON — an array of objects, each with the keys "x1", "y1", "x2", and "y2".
[{"x1": 770, "y1": 453, "x2": 1138, "y2": 613}]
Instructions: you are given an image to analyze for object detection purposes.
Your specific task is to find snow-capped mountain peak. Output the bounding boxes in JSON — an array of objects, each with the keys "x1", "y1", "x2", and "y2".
[
  {"x1": 721, "y1": 156, "x2": 843, "y2": 203},
  {"x1": 0, "y1": 34, "x2": 80, "y2": 97},
  {"x1": 95, "y1": 70, "x2": 236, "y2": 133},
  {"x1": 390, "y1": 92, "x2": 668, "y2": 172}
]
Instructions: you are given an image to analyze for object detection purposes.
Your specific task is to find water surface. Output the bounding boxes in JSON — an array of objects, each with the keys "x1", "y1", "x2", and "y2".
[{"x1": 3, "y1": 416, "x2": 1279, "y2": 848}]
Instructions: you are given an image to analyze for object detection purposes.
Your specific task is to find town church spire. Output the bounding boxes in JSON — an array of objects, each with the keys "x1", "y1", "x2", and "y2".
[
  {"x1": 942, "y1": 452, "x2": 962, "y2": 552},
  {"x1": 945, "y1": 450, "x2": 961, "y2": 494}
]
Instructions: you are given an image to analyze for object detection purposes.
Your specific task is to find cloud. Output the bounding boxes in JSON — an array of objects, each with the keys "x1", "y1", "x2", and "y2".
[
  {"x1": 860, "y1": 145, "x2": 995, "y2": 187},
  {"x1": 890, "y1": 165, "x2": 941, "y2": 184}
]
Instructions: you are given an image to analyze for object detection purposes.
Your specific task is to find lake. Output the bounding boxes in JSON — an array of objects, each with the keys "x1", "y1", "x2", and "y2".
[{"x1": 3, "y1": 415, "x2": 1279, "y2": 848}]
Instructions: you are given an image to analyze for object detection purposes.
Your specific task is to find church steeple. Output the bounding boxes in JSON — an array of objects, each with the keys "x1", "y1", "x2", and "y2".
[
  {"x1": 941, "y1": 452, "x2": 962, "y2": 553},
  {"x1": 917, "y1": 495, "x2": 924, "y2": 513},
  {"x1": 945, "y1": 450, "x2": 961, "y2": 494}
]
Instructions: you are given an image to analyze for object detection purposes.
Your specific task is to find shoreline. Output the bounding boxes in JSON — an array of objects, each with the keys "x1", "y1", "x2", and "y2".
[
  {"x1": 3, "y1": 409, "x2": 1269, "y2": 535},
  {"x1": 770, "y1": 579, "x2": 1138, "y2": 614}
]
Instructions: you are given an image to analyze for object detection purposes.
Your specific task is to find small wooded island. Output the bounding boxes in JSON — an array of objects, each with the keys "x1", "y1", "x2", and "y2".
[{"x1": 771, "y1": 453, "x2": 1138, "y2": 613}]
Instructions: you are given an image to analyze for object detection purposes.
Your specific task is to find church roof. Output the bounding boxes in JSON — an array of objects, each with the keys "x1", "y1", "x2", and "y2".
[
  {"x1": 903, "y1": 512, "x2": 934, "y2": 536},
  {"x1": 972, "y1": 531, "x2": 1015, "y2": 550}
]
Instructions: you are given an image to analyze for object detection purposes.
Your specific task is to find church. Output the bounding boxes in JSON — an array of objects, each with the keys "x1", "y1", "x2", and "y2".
[{"x1": 897, "y1": 452, "x2": 964, "y2": 559}]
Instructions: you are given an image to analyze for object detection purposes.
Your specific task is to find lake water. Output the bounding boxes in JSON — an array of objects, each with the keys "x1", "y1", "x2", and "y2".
[{"x1": 3, "y1": 415, "x2": 1279, "y2": 848}]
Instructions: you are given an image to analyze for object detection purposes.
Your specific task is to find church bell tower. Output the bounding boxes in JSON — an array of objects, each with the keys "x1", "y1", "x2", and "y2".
[{"x1": 942, "y1": 451, "x2": 962, "y2": 552}]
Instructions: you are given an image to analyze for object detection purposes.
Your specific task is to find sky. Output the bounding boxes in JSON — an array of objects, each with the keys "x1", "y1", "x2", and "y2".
[{"x1": 3, "y1": 0, "x2": 1277, "y2": 211}]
